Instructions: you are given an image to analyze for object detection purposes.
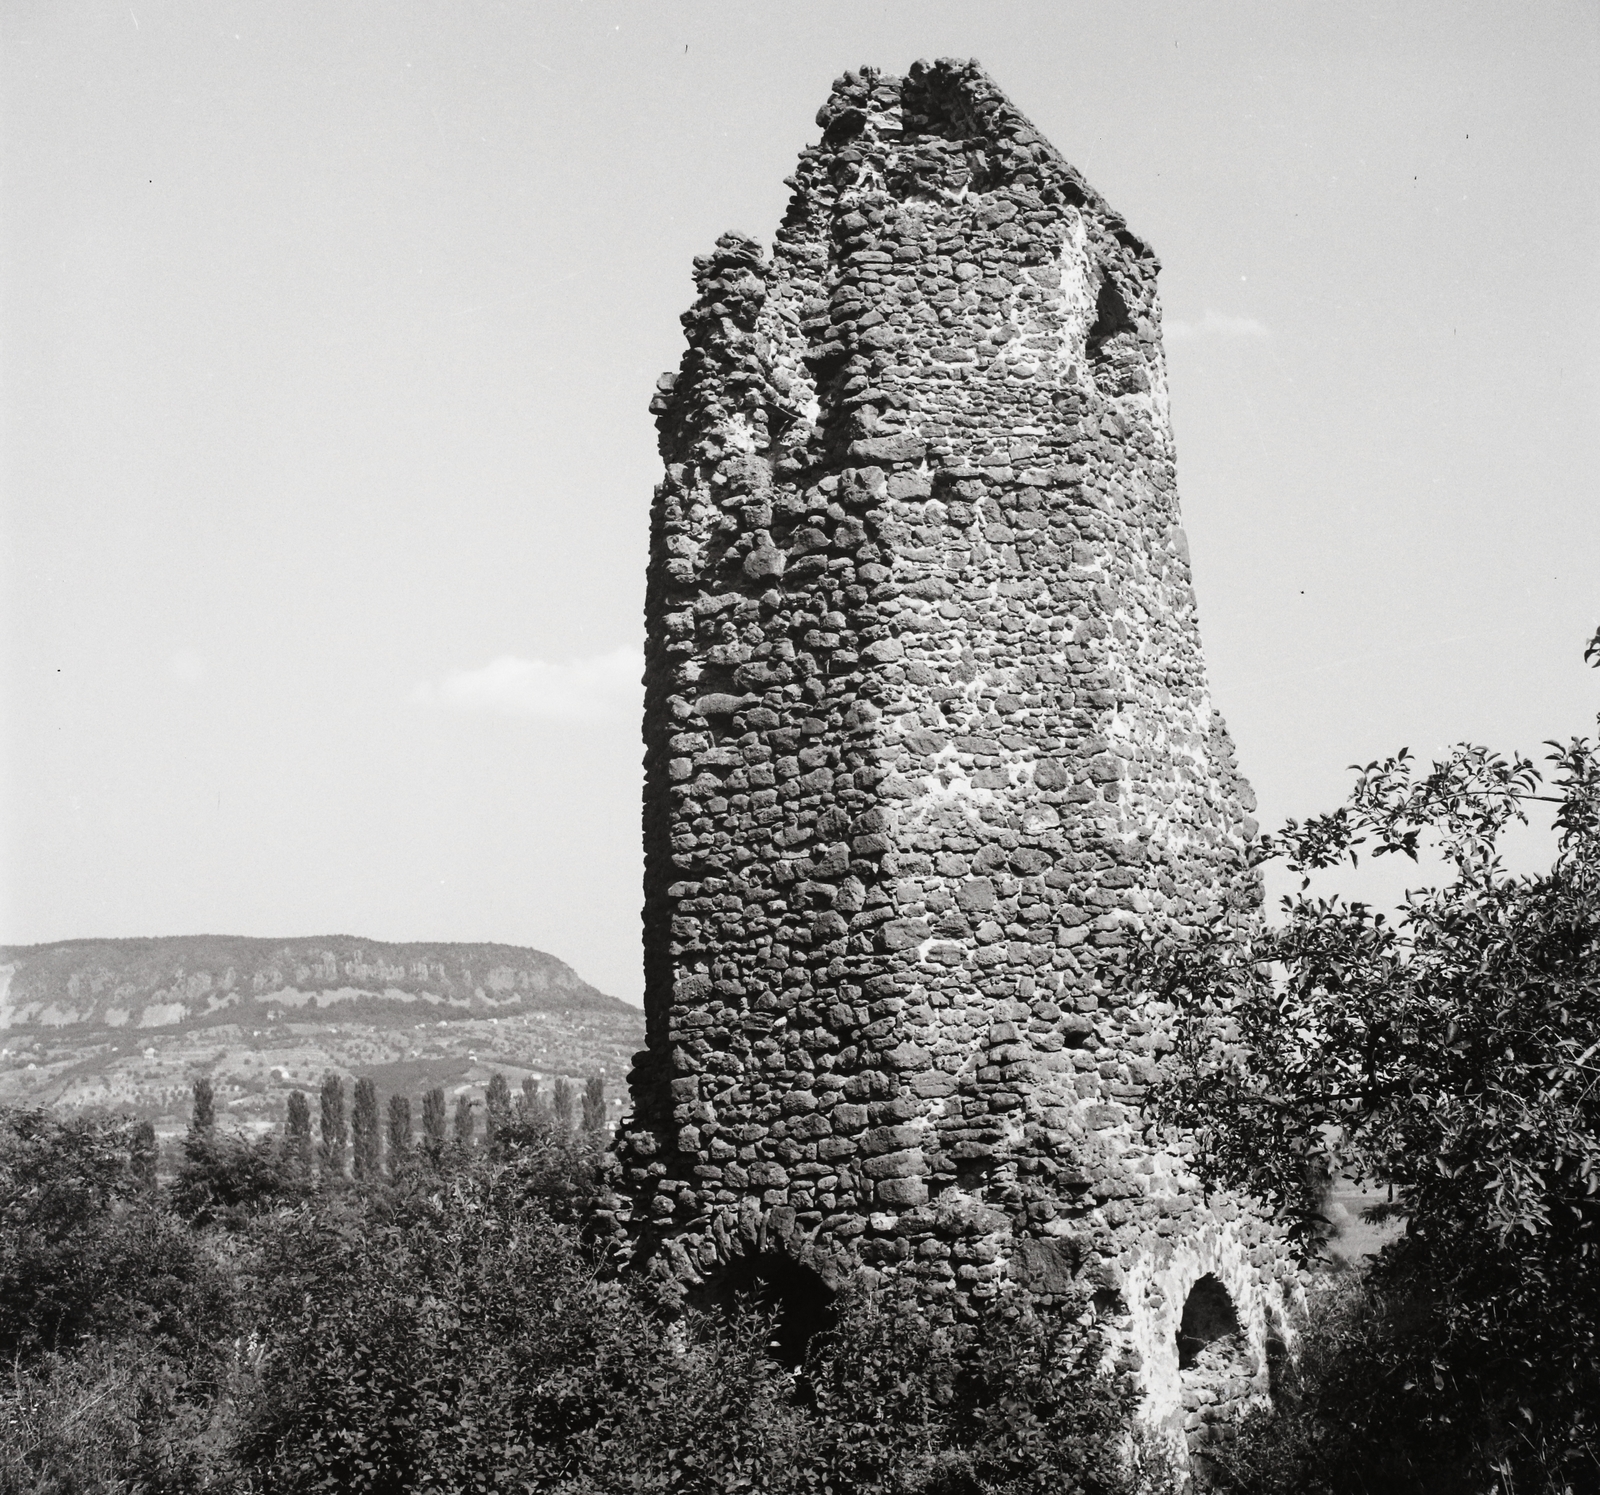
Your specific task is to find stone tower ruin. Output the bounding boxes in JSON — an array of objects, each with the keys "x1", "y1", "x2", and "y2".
[{"x1": 608, "y1": 59, "x2": 1301, "y2": 1463}]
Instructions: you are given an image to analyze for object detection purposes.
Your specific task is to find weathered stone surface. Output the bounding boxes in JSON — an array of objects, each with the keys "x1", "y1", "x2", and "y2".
[
  {"x1": 606, "y1": 58, "x2": 1301, "y2": 1473},
  {"x1": 1011, "y1": 1236, "x2": 1080, "y2": 1294}
]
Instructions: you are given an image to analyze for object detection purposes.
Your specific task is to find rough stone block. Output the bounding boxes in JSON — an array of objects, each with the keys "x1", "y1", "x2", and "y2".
[{"x1": 875, "y1": 1176, "x2": 929, "y2": 1207}]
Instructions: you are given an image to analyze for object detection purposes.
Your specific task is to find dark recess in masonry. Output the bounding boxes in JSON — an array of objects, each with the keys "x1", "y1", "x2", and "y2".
[
  {"x1": 689, "y1": 1253, "x2": 838, "y2": 1371},
  {"x1": 1177, "y1": 1274, "x2": 1241, "y2": 1370},
  {"x1": 1087, "y1": 276, "x2": 1135, "y2": 361}
]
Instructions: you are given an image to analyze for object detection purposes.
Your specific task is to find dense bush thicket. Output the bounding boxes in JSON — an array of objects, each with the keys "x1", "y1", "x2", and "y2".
[
  {"x1": 1208, "y1": 1272, "x2": 1589, "y2": 1495},
  {"x1": 0, "y1": 1106, "x2": 233, "y2": 1365},
  {"x1": 1137, "y1": 643, "x2": 1600, "y2": 1494},
  {"x1": 1, "y1": 1082, "x2": 1165, "y2": 1495}
]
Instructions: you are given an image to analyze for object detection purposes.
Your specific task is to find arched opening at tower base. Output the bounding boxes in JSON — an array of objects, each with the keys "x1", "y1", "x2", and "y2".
[
  {"x1": 1177, "y1": 1274, "x2": 1241, "y2": 1370},
  {"x1": 688, "y1": 1252, "x2": 838, "y2": 1371},
  {"x1": 1173, "y1": 1273, "x2": 1256, "y2": 1474}
]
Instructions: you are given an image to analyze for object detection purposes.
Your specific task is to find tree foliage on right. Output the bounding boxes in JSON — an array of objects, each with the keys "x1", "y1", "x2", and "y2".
[{"x1": 1137, "y1": 639, "x2": 1600, "y2": 1491}]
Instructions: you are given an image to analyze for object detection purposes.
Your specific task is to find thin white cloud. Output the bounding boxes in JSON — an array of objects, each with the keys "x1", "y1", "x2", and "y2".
[
  {"x1": 1165, "y1": 310, "x2": 1270, "y2": 343},
  {"x1": 411, "y1": 648, "x2": 643, "y2": 722}
]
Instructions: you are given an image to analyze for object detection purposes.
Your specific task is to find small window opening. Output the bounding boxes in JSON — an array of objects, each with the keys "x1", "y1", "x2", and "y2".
[
  {"x1": 1177, "y1": 1274, "x2": 1241, "y2": 1371},
  {"x1": 951, "y1": 1154, "x2": 997, "y2": 1194},
  {"x1": 1086, "y1": 276, "x2": 1134, "y2": 361},
  {"x1": 692, "y1": 1252, "x2": 837, "y2": 1371}
]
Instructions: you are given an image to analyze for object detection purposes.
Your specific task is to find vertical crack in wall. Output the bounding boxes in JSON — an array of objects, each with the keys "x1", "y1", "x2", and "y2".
[{"x1": 606, "y1": 58, "x2": 1302, "y2": 1469}]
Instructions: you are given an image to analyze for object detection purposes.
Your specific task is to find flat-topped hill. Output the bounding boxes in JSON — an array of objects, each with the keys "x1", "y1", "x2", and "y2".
[
  {"x1": 0, "y1": 936, "x2": 642, "y2": 1132},
  {"x1": 0, "y1": 935, "x2": 630, "y2": 1031}
]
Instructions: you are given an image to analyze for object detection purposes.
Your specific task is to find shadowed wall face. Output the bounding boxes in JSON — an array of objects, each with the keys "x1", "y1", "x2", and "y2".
[{"x1": 614, "y1": 60, "x2": 1261, "y2": 1303}]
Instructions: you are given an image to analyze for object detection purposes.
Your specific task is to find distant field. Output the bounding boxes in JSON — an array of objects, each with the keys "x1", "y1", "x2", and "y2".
[{"x1": 1323, "y1": 1178, "x2": 1406, "y2": 1263}]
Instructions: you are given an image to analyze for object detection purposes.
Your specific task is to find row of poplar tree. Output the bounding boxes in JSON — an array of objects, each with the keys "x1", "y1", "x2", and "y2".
[{"x1": 190, "y1": 1069, "x2": 608, "y2": 1182}]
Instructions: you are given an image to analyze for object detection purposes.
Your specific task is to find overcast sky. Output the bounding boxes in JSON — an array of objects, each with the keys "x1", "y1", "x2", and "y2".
[{"x1": 4, "y1": 2, "x2": 1596, "y2": 1005}]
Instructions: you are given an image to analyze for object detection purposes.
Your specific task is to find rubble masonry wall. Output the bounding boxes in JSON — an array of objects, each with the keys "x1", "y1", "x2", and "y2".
[{"x1": 604, "y1": 58, "x2": 1302, "y2": 1464}]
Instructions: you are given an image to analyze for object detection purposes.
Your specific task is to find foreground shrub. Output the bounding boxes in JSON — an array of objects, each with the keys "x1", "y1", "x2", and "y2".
[
  {"x1": 6, "y1": 1103, "x2": 1161, "y2": 1493},
  {"x1": 233, "y1": 1123, "x2": 1160, "y2": 1493},
  {"x1": 0, "y1": 1339, "x2": 236, "y2": 1495},
  {"x1": 1, "y1": 1107, "x2": 235, "y2": 1364},
  {"x1": 1205, "y1": 1273, "x2": 1599, "y2": 1495},
  {"x1": 234, "y1": 1162, "x2": 804, "y2": 1492},
  {"x1": 1140, "y1": 654, "x2": 1600, "y2": 1483},
  {"x1": 800, "y1": 1284, "x2": 1167, "y2": 1495}
]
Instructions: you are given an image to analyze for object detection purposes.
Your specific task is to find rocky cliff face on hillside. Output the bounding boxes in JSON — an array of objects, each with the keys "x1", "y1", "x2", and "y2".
[
  {"x1": 0, "y1": 935, "x2": 623, "y2": 1031},
  {"x1": 0, "y1": 936, "x2": 642, "y2": 1132}
]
